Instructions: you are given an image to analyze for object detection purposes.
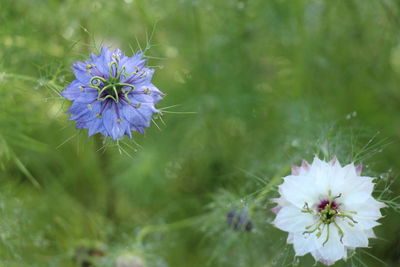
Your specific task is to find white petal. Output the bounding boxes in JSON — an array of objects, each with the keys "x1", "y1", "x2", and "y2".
[
  {"x1": 271, "y1": 197, "x2": 290, "y2": 214},
  {"x1": 299, "y1": 160, "x2": 310, "y2": 175},
  {"x1": 279, "y1": 175, "x2": 319, "y2": 208},
  {"x1": 340, "y1": 176, "x2": 374, "y2": 204},
  {"x1": 273, "y1": 205, "x2": 316, "y2": 233},
  {"x1": 292, "y1": 232, "x2": 321, "y2": 256},
  {"x1": 312, "y1": 225, "x2": 347, "y2": 265},
  {"x1": 336, "y1": 218, "x2": 369, "y2": 247},
  {"x1": 342, "y1": 162, "x2": 358, "y2": 177},
  {"x1": 287, "y1": 233, "x2": 294, "y2": 244},
  {"x1": 327, "y1": 163, "x2": 356, "y2": 197},
  {"x1": 364, "y1": 228, "x2": 376, "y2": 239},
  {"x1": 350, "y1": 198, "x2": 384, "y2": 229},
  {"x1": 311, "y1": 250, "x2": 336, "y2": 266}
]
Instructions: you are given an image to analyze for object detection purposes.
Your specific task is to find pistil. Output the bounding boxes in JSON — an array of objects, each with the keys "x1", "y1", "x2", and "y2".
[{"x1": 88, "y1": 62, "x2": 139, "y2": 103}]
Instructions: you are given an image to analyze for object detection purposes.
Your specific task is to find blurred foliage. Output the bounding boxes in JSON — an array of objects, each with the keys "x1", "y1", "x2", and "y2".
[{"x1": 1, "y1": 0, "x2": 400, "y2": 266}]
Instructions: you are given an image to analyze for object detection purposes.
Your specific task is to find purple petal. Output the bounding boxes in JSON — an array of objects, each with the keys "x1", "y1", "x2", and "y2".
[
  {"x1": 291, "y1": 165, "x2": 301, "y2": 175},
  {"x1": 61, "y1": 80, "x2": 81, "y2": 100},
  {"x1": 72, "y1": 62, "x2": 92, "y2": 84},
  {"x1": 68, "y1": 102, "x2": 100, "y2": 122},
  {"x1": 119, "y1": 52, "x2": 146, "y2": 75},
  {"x1": 102, "y1": 102, "x2": 129, "y2": 140},
  {"x1": 90, "y1": 46, "x2": 112, "y2": 75},
  {"x1": 131, "y1": 125, "x2": 145, "y2": 134},
  {"x1": 330, "y1": 156, "x2": 339, "y2": 166},
  {"x1": 132, "y1": 84, "x2": 164, "y2": 103},
  {"x1": 87, "y1": 117, "x2": 104, "y2": 137},
  {"x1": 62, "y1": 80, "x2": 98, "y2": 103},
  {"x1": 301, "y1": 160, "x2": 310, "y2": 170},
  {"x1": 121, "y1": 102, "x2": 156, "y2": 128},
  {"x1": 356, "y1": 164, "x2": 363, "y2": 176}
]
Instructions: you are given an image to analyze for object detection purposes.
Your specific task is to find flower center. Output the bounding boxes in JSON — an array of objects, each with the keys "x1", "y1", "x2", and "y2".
[
  {"x1": 317, "y1": 199, "x2": 339, "y2": 224},
  {"x1": 87, "y1": 61, "x2": 143, "y2": 103},
  {"x1": 302, "y1": 191, "x2": 358, "y2": 246}
]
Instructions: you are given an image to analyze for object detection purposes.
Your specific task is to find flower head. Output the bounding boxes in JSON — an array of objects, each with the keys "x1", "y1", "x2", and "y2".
[
  {"x1": 226, "y1": 209, "x2": 253, "y2": 232},
  {"x1": 272, "y1": 157, "x2": 385, "y2": 266},
  {"x1": 62, "y1": 46, "x2": 164, "y2": 140}
]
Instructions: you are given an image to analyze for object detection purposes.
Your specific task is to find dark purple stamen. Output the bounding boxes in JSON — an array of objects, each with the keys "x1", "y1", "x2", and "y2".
[{"x1": 317, "y1": 200, "x2": 339, "y2": 212}]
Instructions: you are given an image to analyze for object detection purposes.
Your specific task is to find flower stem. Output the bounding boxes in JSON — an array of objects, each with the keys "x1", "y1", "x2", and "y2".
[
  {"x1": 94, "y1": 136, "x2": 117, "y2": 220},
  {"x1": 134, "y1": 166, "x2": 290, "y2": 245},
  {"x1": 254, "y1": 165, "x2": 291, "y2": 204},
  {"x1": 135, "y1": 215, "x2": 204, "y2": 245},
  {"x1": 1, "y1": 72, "x2": 63, "y2": 91}
]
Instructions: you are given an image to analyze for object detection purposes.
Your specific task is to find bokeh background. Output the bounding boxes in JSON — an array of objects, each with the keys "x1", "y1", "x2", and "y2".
[{"x1": 1, "y1": 0, "x2": 400, "y2": 266}]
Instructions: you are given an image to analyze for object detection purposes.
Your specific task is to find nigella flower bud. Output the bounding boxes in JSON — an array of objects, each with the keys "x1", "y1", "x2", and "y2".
[
  {"x1": 61, "y1": 46, "x2": 164, "y2": 140},
  {"x1": 226, "y1": 211, "x2": 236, "y2": 226},
  {"x1": 245, "y1": 220, "x2": 253, "y2": 232},
  {"x1": 226, "y1": 209, "x2": 253, "y2": 232}
]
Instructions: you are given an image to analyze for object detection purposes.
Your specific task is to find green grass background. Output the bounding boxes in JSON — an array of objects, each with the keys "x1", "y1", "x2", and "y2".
[{"x1": 1, "y1": 0, "x2": 400, "y2": 266}]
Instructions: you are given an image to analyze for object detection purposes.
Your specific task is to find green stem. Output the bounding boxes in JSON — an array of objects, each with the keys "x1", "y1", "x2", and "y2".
[
  {"x1": 135, "y1": 215, "x2": 203, "y2": 245},
  {"x1": 94, "y1": 136, "x2": 117, "y2": 221},
  {"x1": 13, "y1": 154, "x2": 41, "y2": 189},
  {"x1": 254, "y1": 165, "x2": 291, "y2": 204},
  {"x1": 1, "y1": 72, "x2": 63, "y2": 90},
  {"x1": 1, "y1": 73, "x2": 37, "y2": 82},
  {"x1": 134, "y1": 166, "x2": 290, "y2": 245}
]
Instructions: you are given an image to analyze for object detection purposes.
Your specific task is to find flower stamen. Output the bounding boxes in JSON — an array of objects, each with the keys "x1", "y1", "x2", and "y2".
[
  {"x1": 89, "y1": 63, "x2": 139, "y2": 103},
  {"x1": 333, "y1": 220, "x2": 344, "y2": 243},
  {"x1": 323, "y1": 224, "x2": 330, "y2": 246},
  {"x1": 301, "y1": 192, "x2": 359, "y2": 246}
]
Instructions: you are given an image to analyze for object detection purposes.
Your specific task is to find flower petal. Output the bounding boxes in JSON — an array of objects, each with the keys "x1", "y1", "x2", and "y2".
[
  {"x1": 279, "y1": 175, "x2": 320, "y2": 208},
  {"x1": 336, "y1": 218, "x2": 369, "y2": 248},
  {"x1": 273, "y1": 205, "x2": 316, "y2": 233},
  {"x1": 292, "y1": 233, "x2": 321, "y2": 256},
  {"x1": 102, "y1": 102, "x2": 128, "y2": 140},
  {"x1": 312, "y1": 225, "x2": 346, "y2": 265}
]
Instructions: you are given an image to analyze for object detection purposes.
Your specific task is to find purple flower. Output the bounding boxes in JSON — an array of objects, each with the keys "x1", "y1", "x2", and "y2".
[
  {"x1": 61, "y1": 46, "x2": 164, "y2": 140},
  {"x1": 226, "y1": 209, "x2": 253, "y2": 232}
]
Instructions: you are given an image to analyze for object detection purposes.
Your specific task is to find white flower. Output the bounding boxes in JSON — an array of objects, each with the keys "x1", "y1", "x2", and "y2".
[{"x1": 272, "y1": 157, "x2": 386, "y2": 266}]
